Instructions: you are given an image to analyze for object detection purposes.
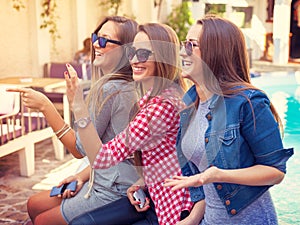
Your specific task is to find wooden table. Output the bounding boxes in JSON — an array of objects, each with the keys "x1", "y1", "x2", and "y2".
[
  {"x1": 0, "y1": 77, "x2": 91, "y2": 125},
  {"x1": 0, "y1": 77, "x2": 65, "y2": 88}
]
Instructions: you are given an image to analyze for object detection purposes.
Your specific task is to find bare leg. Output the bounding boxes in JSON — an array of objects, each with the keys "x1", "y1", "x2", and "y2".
[
  {"x1": 34, "y1": 205, "x2": 67, "y2": 225},
  {"x1": 27, "y1": 190, "x2": 63, "y2": 223}
]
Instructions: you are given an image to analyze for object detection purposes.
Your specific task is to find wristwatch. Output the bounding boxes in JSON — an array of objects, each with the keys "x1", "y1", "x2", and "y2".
[{"x1": 74, "y1": 117, "x2": 91, "y2": 129}]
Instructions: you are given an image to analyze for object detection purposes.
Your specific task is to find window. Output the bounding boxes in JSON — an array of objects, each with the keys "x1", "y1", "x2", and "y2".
[
  {"x1": 205, "y1": 4, "x2": 226, "y2": 17},
  {"x1": 232, "y1": 7, "x2": 253, "y2": 28}
]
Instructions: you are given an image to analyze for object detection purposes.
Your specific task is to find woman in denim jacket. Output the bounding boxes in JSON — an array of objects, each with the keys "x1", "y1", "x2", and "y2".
[{"x1": 164, "y1": 15, "x2": 294, "y2": 225}]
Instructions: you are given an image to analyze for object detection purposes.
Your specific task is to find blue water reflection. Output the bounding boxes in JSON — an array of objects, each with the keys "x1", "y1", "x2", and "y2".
[{"x1": 252, "y1": 71, "x2": 300, "y2": 225}]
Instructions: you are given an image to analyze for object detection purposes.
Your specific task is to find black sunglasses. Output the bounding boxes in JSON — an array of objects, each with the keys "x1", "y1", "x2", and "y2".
[
  {"x1": 91, "y1": 33, "x2": 122, "y2": 48},
  {"x1": 181, "y1": 41, "x2": 199, "y2": 56},
  {"x1": 125, "y1": 46, "x2": 154, "y2": 63}
]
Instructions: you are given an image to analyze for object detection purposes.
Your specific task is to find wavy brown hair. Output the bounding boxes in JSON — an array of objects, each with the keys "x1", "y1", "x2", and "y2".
[
  {"x1": 197, "y1": 15, "x2": 282, "y2": 132},
  {"x1": 140, "y1": 23, "x2": 187, "y2": 93}
]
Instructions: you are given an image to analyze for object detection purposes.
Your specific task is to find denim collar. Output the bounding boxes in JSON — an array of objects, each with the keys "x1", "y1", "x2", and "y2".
[{"x1": 183, "y1": 85, "x2": 220, "y2": 109}]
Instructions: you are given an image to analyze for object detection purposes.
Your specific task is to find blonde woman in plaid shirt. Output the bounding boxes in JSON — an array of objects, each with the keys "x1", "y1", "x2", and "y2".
[{"x1": 66, "y1": 23, "x2": 193, "y2": 225}]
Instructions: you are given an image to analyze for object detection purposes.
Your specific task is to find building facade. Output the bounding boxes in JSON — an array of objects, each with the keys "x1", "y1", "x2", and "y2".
[{"x1": 0, "y1": 0, "x2": 295, "y2": 78}]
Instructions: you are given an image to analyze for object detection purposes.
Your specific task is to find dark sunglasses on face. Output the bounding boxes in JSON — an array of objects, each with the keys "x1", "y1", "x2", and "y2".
[
  {"x1": 125, "y1": 46, "x2": 154, "y2": 63},
  {"x1": 91, "y1": 33, "x2": 122, "y2": 48},
  {"x1": 181, "y1": 40, "x2": 199, "y2": 56}
]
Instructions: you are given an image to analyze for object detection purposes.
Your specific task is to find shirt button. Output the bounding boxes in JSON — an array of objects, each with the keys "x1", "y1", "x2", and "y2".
[
  {"x1": 217, "y1": 184, "x2": 222, "y2": 190},
  {"x1": 230, "y1": 209, "x2": 237, "y2": 215},
  {"x1": 225, "y1": 200, "x2": 231, "y2": 205},
  {"x1": 206, "y1": 114, "x2": 212, "y2": 120},
  {"x1": 205, "y1": 137, "x2": 209, "y2": 143}
]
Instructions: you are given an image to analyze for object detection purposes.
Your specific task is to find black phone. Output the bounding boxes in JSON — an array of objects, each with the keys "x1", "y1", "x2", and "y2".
[{"x1": 50, "y1": 181, "x2": 77, "y2": 197}]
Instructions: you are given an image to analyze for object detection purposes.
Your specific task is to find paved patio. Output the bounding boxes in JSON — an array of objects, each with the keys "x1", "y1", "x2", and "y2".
[{"x1": 0, "y1": 138, "x2": 83, "y2": 225}]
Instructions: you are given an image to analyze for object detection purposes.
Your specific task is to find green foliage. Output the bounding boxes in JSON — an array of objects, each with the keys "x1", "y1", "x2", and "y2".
[
  {"x1": 40, "y1": 0, "x2": 61, "y2": 52},
  {"x1": 205, "y1": 4, "x2": 226, "y2": 17},
  {"x1": 166, "y1": 1, "x2": 194, "y2": 41},
  {"x1": 99, "y1": 0, "x2": 122, "y2": 15}
]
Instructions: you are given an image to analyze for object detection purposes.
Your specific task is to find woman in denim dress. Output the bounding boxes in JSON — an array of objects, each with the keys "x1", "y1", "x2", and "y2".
[{"x1": 8, "y1": 16, "x2": 143, "y2": 225}]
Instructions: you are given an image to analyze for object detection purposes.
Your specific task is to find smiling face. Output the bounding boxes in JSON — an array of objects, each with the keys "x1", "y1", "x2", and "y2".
[
  {"x1": 180, "y1": 24, "x2": 203, "y2": 85},
  {"x1": 130, "y1": 32, "x2": 156, "y2": 83},
  {"x1": 92, "y1": 20, "x2": 122, "y2": 74}
]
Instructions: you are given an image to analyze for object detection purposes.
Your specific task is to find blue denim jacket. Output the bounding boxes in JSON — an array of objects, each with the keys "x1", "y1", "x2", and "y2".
[{"x1": 176, "y1": 85, "x2": 294, "y2": 216}]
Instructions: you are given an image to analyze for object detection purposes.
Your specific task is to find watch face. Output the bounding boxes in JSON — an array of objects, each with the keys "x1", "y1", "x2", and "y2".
[
  {"x1": 76, "y1": 117, "x2": 91, "y2": 128},
  {"x1": 78, "y1": 119, "x2": 87, "y2": 128}
]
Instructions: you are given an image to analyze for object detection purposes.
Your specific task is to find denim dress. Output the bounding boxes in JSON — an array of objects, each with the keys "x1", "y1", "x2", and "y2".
[{"x1": 61, "y1": 80, "x2": 140, "y2": 223}]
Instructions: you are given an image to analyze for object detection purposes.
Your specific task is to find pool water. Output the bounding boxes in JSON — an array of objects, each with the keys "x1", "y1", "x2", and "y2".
[{"x1": 252, "y1": 71, "x2": 300, "y2": 225}]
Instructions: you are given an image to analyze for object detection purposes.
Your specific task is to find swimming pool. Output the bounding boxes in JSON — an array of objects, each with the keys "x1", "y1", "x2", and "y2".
[{"x1": 252, "y1": 71, "x2": 300, "y2": 225}]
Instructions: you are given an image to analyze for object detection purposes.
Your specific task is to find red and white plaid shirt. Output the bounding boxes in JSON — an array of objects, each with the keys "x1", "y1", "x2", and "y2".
[{"x1": 93, "y1": 88, "x2": 193, "y2": 225}]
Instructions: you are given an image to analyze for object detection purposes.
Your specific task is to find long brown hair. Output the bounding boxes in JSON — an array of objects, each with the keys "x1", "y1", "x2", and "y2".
[
  {"x1": 91, "y1": 16, "x2": 139, "y2": 80},
  {"x1": 133, "y1": 23, "x2": 186, "y2": 174},
  {"x1": 138, "y1": 23, "x2": 187, "y2": 96},
  {"x1": 87, "y1": 16, "x2": 138, "y2": 117},
  {"x1": 197, "y1": 15, "x2": 282, "y2": 131}
]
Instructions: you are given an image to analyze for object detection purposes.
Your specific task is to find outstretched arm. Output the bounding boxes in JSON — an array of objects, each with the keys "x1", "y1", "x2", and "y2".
[
  {"x1": 6, "y1": 86, "x2": 81, "y2": 158},
  {"x1": 65, "y1": 64, "x2": 103, "y2": 163},
  {"x1": 164, "y1": 165, "x2": 284, "y2": 191}
]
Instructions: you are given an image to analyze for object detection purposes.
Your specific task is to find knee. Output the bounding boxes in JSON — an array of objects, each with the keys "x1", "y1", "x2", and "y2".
[{"x1": 27, "y1": 195, "x2": 39, "y2": 220}]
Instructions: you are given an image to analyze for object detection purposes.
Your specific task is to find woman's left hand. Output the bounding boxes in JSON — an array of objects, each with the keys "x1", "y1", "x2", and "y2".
[
  {"x1": 64, "y1": 63, "x2": 85, "y2": 111},
  {"x1": 127, "y1": 185, "x2": 150, "y2": 212},
  {"x1": 164, "y1": 166, "x2": 219, "y2": 191},
  {"x1": 58, "y1": 175, "x2": 84, "y2": 199},
  {"x1": 164, "y1": 175, "x2": 200, "y2": 191}
]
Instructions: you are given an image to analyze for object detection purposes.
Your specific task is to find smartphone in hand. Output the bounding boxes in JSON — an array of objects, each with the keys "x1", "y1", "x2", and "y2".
[
  {"x1": 133, "y1": 189, "x2": 147, "y2": 208},
  {"x1": 50, "y1": 181, "x2": 77, "y2": 197}
]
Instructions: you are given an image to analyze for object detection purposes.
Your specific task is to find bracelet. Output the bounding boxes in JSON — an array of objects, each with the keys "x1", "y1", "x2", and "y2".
[
  {"x1": 57, "y1": 126, "x2": 72, "y2": 139},
  {"x1": 54, "y1": 123, "x2": 68, "y2": 135}
]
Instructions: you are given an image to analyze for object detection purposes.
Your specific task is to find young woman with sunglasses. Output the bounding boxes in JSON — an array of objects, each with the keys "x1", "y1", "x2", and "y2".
[
  {"x1": 66, "y1": 23, "x2": 194, "y2": 225},
  {"x1": 164, "y1": 15, "x2": 294, "y2": 225},
  {"x1": 8, "y1": 16, "x2": 144, "y2": 225}
]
